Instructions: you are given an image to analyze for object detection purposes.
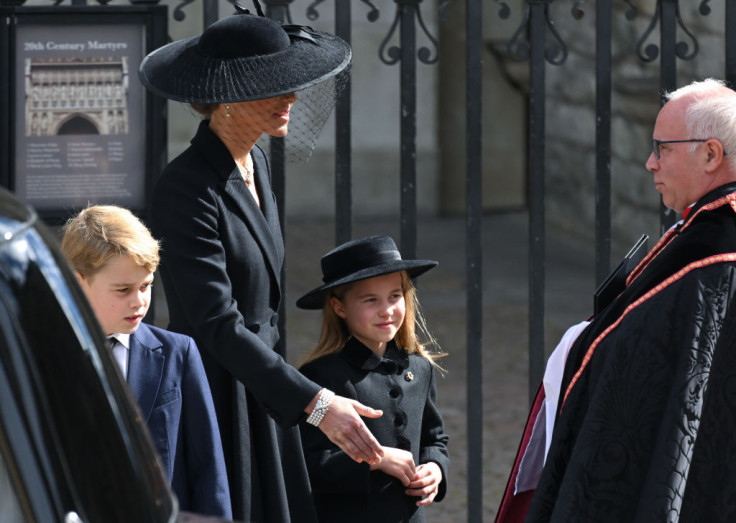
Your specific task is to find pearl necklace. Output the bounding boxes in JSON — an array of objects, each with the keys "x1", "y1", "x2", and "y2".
[{"x1": 234, "y1": 153, "x2": 254, "y2": 186}]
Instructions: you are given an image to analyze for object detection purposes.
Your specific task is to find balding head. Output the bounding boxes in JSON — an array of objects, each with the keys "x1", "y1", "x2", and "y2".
[
  {"x1": 647, "y1": 79, "x2": 736, "y2": 212},
  {"x1": 665, "y1": 79, "x2": 736, "y2": 175}
]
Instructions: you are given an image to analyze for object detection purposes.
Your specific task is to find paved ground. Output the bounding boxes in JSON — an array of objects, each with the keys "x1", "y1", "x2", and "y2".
[{"x1": 153, "y1": 211, "x2": 598, "y2": 522}]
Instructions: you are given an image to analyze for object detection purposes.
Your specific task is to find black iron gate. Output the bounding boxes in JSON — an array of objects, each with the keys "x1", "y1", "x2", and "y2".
[
  {"x1": 293, "y1": 1, "x2": 734, "y2": 520},
  {"x1": 3, "y1": 0, "x2": 736, "y2": 520}
]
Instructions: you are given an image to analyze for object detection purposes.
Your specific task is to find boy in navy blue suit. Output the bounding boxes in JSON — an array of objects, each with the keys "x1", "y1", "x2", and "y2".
[{"x1": 61, "y1": 205, "x2": 231, "y2": 519}]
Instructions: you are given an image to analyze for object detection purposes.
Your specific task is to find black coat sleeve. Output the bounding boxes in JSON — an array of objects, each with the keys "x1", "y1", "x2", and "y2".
[{"x1": 418, "y1": 364, "x2": 450, "y2": 502}]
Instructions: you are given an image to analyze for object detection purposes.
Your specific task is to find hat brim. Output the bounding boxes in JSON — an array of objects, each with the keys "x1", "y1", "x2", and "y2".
[
  {"x1": 139, "y1": 30, "x2": 351, "y2": 103},
  {"x1": 296, "y1": 260, "x2": 438, "y2": 310}
]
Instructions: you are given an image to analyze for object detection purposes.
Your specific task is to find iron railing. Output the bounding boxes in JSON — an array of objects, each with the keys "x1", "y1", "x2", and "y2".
[{"x1": 2, "y1": 0, "x2": 735, "y2": 520}]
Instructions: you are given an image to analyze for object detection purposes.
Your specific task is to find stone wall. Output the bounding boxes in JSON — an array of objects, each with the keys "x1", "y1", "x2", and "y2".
[{"x1": 542, "y1": 1, "x2": 727, "y2": 256}]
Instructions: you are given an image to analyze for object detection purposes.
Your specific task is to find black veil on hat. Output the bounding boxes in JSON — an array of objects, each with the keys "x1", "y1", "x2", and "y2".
[
  {"x1": 138, "y1": 6, "x2": 352, "y2": 161},
  {"x1": 296, "y1": 236, "x2": 438, "y2": 310}
]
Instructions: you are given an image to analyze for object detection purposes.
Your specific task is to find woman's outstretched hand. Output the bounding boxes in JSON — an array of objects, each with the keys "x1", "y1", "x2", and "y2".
[{"x1": 310, "y1": 393, "x2": 384, "y2": 465}]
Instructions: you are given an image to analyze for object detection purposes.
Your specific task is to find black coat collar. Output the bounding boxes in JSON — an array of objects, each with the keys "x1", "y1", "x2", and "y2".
[
  {"x1": 689, "y1": 181, "x2": 736, "y2": 217},
  {"x1": 190, "y1": 120, "x2": 235, "y2": 181},
  {"x1": 341, "y1": 337, "x2": 410, "y2": 373},
  {"x1": 189, "y1": 120, "x2": 283, "y2": 284}
]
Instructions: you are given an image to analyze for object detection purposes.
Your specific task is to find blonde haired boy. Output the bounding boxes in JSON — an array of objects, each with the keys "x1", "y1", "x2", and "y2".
[{"x1": 62, "y1": 205, "x2": 231, "y2": 518}]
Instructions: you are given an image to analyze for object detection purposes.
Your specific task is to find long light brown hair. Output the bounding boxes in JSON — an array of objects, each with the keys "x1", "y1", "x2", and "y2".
[{"x1": 300, "y1": 271, "x2": 444, "y2": 369}]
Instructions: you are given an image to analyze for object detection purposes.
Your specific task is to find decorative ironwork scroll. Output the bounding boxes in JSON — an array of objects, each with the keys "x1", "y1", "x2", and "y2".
[
  {"x1": 507, "y1": 0, "x2": 568, "y2": 65},
  {"x1": 306, "y1": 0, "x2": 378, "y2": 22},
  {"x1": 636, "y1": 0, "x2": 702, "y2": 63},
  {"x1": 376, "y1": 1, "x2": 438, "y2": 66},
  {"x1": 305, "y1": 0, "x2": 440, "y2": 66},
  {"x1": 172, "y1": 0, "x2": 195, "y2": 22}
]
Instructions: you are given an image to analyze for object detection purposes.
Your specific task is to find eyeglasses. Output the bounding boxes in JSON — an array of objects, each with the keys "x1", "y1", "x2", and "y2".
[
  {"x1": 651, "y1": 138, "x2": 729, "y2": 160},
  {"x1": 651, "y1": 139, "x2": 707, "y2": 160}
]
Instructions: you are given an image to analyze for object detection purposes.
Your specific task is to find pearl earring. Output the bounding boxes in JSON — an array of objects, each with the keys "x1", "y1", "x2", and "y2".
[{"x1": 226, "y1": 103, "x2": 231, "y2": 117}]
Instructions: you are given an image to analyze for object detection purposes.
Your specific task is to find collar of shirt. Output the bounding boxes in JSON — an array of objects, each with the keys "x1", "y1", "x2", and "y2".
[
  {"x1": 685, "y1": 181, "x2": 736, "y2": 222},
  {"x1": 108, "y1": 333, "x2": 131, "y2": 349},
  {"x1": 341, "y1": 337, "x2": 410, "y2": 373},
  {"x1": 108, "y1": 333, "x2": 131, "y2": 380},
  {"x1": 682, "y1": 204, "x2": 695, "y2": 221},
  {"x1": 670, "y1": 182, "x2": 736, "y2": 234}
]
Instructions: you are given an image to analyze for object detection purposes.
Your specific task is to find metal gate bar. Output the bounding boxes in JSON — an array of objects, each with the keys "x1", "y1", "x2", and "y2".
[{"x1": 465, "y1": 4, "x2": 483, "y2": 522}]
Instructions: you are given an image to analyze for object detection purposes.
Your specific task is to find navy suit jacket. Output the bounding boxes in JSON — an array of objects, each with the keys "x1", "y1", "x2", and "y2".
[{"x1": 127, "y1": 322, "x2": 231, "y2": 518}]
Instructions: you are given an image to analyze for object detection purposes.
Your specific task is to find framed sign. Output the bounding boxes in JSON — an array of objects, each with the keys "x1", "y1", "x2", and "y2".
[{"x1": 0, "y1": 5, "x2": 167, "y2": 222}]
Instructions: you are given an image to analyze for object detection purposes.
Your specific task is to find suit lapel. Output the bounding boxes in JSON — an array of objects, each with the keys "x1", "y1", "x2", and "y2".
[
  {"x1": 127, "y1": 324, "x2": 165, "y2": 422},
  {"x1": 192, "y1": 123, "x2": 284, "y2": 284},
  {"x1": 222, "y1": 146, "x2": 284, "y2": 283},
  {"x1": 253, "y1": 145, "x2": 285, "y2": 263}
]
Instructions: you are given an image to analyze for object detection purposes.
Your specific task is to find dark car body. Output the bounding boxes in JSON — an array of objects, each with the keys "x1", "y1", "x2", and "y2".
[{"x1": 0, "y1": 188, "x2": 223, "y2": 522}]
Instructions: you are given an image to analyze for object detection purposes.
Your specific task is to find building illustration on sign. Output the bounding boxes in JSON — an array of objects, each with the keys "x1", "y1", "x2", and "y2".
[{"x1": 24, "y1": 57, "x2": 130, "y2": 136}]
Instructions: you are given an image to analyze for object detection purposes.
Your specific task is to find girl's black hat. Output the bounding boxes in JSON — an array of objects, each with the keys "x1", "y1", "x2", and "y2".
[
  {"x1": 138, "y1": 13, "x2": 351, "y2": 103},
  {"x1": 296, "y1": 235, "x2": 438, "y2": 310}
]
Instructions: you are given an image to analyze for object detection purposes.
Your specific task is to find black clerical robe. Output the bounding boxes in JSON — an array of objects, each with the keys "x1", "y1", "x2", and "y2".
[{"x1": 499, "y1": 182, "x2": 736, "y2": 522}]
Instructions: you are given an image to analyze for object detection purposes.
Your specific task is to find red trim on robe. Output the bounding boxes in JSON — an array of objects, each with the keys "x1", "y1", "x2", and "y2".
[{"x1": 495, "y1": 384, "x2": 546, "y2": 522}]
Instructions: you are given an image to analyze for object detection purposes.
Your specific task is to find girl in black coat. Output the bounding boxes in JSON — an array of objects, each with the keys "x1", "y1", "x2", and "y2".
[{"x1": 296, "y1": 236, "x2": 450, "y2": 523}]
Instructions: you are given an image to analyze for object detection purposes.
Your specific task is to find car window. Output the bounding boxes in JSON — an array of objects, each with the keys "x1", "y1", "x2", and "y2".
[
  {"x1": 0, "y1": 437, "x2": 24, "y2": 522},
  {"x1": 0, "y1": 221, "x2": 175, "y2": 522},
  {"x1": 0, "y1": 279, "x2": 60, "y2": 522}
]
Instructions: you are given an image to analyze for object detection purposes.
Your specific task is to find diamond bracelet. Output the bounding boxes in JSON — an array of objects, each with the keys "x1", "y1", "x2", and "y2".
[{"x1": 306, "y1": 389, "x2": 335, "y2": 427}]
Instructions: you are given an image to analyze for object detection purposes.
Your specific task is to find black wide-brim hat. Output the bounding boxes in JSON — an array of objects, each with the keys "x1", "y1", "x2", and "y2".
[
  {"x1": 138, "y1": 13, "x2": 351, "y2": 103},
  {"x1": 296, "y1": 235, "x2": 438, "y2": 310}
]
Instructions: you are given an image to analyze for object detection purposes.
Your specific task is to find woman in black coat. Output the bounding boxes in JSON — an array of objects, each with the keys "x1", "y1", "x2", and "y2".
[{"x1": 139, "y1": 11, "x2": 383, "y2": 522}]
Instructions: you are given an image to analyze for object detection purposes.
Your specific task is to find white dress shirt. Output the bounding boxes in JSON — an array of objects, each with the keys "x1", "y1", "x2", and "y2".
[{"x1": 107, "y1": 333, "x2": 131, "y2": 380}]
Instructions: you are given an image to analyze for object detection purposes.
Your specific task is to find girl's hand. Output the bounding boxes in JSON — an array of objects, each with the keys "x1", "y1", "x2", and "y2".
[
  {"x1": 315, "y1": 394, "x2": 384, "y2": 465},
  {"x1": 370, "y1": 446, "x2": 416, "y2": 486},
  {"x1": 406, "y1": 462, "x2": 443, "y2": 506}
]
